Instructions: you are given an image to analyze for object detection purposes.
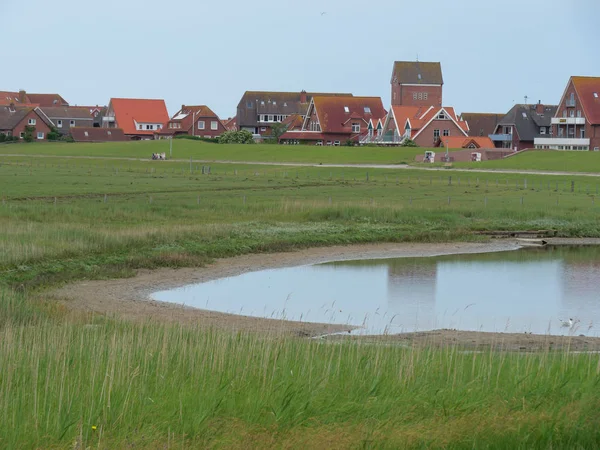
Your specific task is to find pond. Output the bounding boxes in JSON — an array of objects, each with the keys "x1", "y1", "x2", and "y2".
[{"x1": 151, "y1": 247, "x2": 600, "y2": 336}]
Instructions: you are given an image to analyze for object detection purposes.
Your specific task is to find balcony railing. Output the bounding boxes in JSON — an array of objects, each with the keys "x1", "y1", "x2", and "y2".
[
  {"x1": 534, "y1": 137, "x2": 590, "y2": 147},
  {"x1": 489, "y1": 134, "x2": 512, "y2": 142},
  {"x1": 552, "y1": 117, "x2": 585, "y2": 125}
]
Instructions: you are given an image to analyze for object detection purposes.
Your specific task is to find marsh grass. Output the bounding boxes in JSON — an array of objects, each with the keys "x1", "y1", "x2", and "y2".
[
  {"x1": 1, "y1": 318, "x2": 600, "y2": 449},
  {"x1": 2, "y1": 148, "x2": 600, "y2": 448}
]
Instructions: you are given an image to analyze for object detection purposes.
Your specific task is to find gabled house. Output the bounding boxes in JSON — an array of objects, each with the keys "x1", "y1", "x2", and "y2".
[
  {"x1": 39, "y1": 106, "x2": 94, "y2": 135},
  {"x1": 279, "y1": 96, "x2": 386, "y2": 145},
  {"x1": 222, "y1": 117, "x2": 237, "y2": 131},
  {"x1": 102, "y1": 98, "x2": 169, "y2": 140},
  {"x1": 236, "y1": 90, "x2": 352, "y2": 137},
  {"x1": 391, "y1": 61, "x2": 443, "y2": 107},
  {"x1": 157, "y1": 105, "x2": 226, "y2": 139},
  {"x1": 70, "y1": 127, "x2": 127, "y2": 143},
  {"x1": 379, "y1": 105, "x2": 469, "y2": 147},
  {"x1": 491, "y1": 103, "x2": 557, "y2": 151},
  {"x1": 0, "y1": 104, "x2": 53, "y2": 140},
  {"x1": 460, "y1": 113, "x2": 504, "y2": 138},
  {"x1": 535, "y1": 77, "x2": 600, "y2": 151}
]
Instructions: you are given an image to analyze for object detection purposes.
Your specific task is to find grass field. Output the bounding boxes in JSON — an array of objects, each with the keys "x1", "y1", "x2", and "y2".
[
  {"x1": 452, "y1": 150, "x2": 600, "y2": 173},
  {"x1": 2, "y1": 142, "x2": 600, "y2": 448}
]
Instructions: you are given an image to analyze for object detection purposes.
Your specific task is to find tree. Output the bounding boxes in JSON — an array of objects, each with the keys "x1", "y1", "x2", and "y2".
[
  {"x1": 270, "y1": 122, "x2": 288, "y2": 143},
  {"x1": 23, "y1": 125, "x2": 35, "y2": 143},
  {"x1": 401, "y1": 138, "x2": 418, "y2": 147}
]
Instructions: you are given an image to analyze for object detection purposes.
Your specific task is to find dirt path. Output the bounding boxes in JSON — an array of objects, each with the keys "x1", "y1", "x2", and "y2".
[
  {"x1": 3, "y1": 153, "x2": 600, "y2": 178},
  {"x1": 51, "y1": 241, "x2": 518, "y2": 337}
]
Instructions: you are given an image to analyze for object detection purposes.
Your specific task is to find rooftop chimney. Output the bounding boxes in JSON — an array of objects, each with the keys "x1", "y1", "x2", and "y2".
[
  {"x1": 536, "y1": 100, "x2": 544, "y2": 114},
  {"x1": 18, "y1": 90, "x2": 27, "y2": 104},
  {"x1": 300, "y1": 90, "x2": 307, "y2": 104}
]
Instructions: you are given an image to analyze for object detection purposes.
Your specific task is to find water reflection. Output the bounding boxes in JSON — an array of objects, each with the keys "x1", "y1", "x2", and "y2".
[{"x1": 151, "y1": 247, "x2": 600, "y2": 336}]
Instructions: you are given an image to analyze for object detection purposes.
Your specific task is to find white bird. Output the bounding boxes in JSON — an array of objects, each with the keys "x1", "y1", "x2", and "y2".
[{"x1": 559, "y1": 318, "x2": 576, "y2": 328}]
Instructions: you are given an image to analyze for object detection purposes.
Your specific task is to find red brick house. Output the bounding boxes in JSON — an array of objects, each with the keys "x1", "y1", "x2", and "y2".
[
  {"x1": 156, "y1": 105, "x2": 226, "y2": 139},
  {"x1": 378, "y1": 105, "x2": 469, "y2": 147},
  {"x1": 102, "y1": 98, "x2": 169, "y2": 140},
  {"x1": 279, "y1": 96, "x2": 386, "y2": 145},
  {"x1": 534, "y1": 77, "x2": 600, "y2": 151},
  {"x1": 222, "y1": 117, "x2": 237, "y2": 131},
  {"x1": 0, "y1": 104, "x2": 53, "y2": 140},
  {"x1": 391, "y1": 61, "x2": 443, "y2": 108}
]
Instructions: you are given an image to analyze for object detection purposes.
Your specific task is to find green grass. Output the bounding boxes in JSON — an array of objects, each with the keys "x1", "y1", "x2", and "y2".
[
  {"x1": 0, "y1": 140, "x2": 426, "y2": 165},
  {"x1": 1, "y1": 144, "x2": 600, "y2": 448},
  {"x1": 452, "y1": 150, "x2": 600, "y2": 173}
]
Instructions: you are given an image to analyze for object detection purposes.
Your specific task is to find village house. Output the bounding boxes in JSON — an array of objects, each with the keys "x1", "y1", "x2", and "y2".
[
  {"x1": 0, "y1": 104, "x2": 53, "y2": 140},
  {"x1": 378, "y1": 105, "x2": 469, "y2": 147},
  {"x1": 236, "y1": 90, "x2": 352, "y2": 137},
  {"x1": 156, "y1": 105, "x2": 226, "y2": 139},
  {"x1": 279, "y1": 96, "x2": 386, "y2": 145},
  {"x1": 436, "y1": 136, "x2": 495, "y2": 150},
  {"x1": 39, "y1": 106, "x2": 95, "y2": 135},
  {"x1": 391, "y1": 61, "x2": 443, "y2": 108},
  {"x1": 222, "y1": 117, "x2": 237, "y2": 131},
  {"x1": 534, "y1": 76, "x2": 600, "y2": 151},
  {"x1": 491, "y1": 102, "x2": 557, "y2": 151},
  {"x1": 459, "y1": 113, "x2": 504, "y2": 138},
  {"x1": 102, "y1": 98, "x2": 169, "y2": 140},
  {"x1": 70, "y1": 127, "x2": 127, "y2": 143}
]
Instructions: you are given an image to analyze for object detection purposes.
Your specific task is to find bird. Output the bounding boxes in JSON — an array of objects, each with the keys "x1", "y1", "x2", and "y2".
[
  {"x1": 321, "y1": 12, "x2": 327, "y2": 16},
  {"x1": 559, "y1": 318, "x2": 579, "y2": 328}
]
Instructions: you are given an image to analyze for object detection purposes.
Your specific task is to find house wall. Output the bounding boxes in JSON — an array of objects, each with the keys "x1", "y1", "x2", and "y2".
[
  {"x1": 192, "y1": 117, "x2": 226, "y2": 138},
  {"x1": 13, "y1": 111, "x2": 52, "y2": 140},
  {"x1": 392, "y1": 84, "x2": 442, "y2": 107},
  {"x1": 53, "y1": 118, "x2": 94, "y2": 134},
  {"x1": 554, "y1": 80, "x2": 598, "y2": 150},
  {"x1": 413, "y1": 118, "x2": 466, "y2": 147}
]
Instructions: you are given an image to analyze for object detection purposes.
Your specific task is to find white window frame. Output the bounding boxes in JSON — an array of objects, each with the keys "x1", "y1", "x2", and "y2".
[
  {"x1": 198, "y1": 121, "x2": 205, "y2": 130},
  {"x1": 443, "y1": 129, "x2": 449, "y2": 137},
  {"x1": 211, "y1": 121, "x2": 218, "y2": 130},
  {"x1": 413, "y1": 93, "x2": 418, "y2": 100},
  {"x1": 28, "y1": 118, "x2": 36, "y2": 125},
  {"x1": 351, "y1": 123, "x2": 360, "y2": 133},
  {"x1": 333, "y1": 140, "x2": 341, "y2": 146},
  {"x1": 20, "y1": 132, "x2": 25, "y2": 139},
  {"x1": 57, "y1": 120, "x2": 63, "y2": 128},
  {"x1": 70, "y1": 120, "x2": 75, "y2": 127},
  {"x1": 37, "y1": 132, "x2": 44, "y2": 140},
  {"x1": 540, "y1": 127, "x2": 546, "y2": 135},
  {"x1": 424, "y1": 92, "x2": 428, "y2": 100},
  {"x1": 344, "y1": 106, "x2": 350, "y2": 113}
]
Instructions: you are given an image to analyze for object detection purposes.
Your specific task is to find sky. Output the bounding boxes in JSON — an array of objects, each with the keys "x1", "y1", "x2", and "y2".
[{"x1": 1, "y1": 0, "x2": 598, "y2": 118}]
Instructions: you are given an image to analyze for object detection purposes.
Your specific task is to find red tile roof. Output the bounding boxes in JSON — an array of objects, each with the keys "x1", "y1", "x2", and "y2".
[
  {"x1": 70, "y1": 127, "x2": 128, "y2": 142},
  {"x1": 26, "y1": 93, "x2": 68, "y2": 107},
  {"x1": 311, "y1": 96, "x2": 386, "y2": 134},
  {"x1": 223, "y1": 117, "x2": 237, "y2": 131},
  {"x1": 282, "y1": 114, "x2": 304, "y2": 131},
  {"x1": 439, "y1": 136, "x2": 495, "y2": 149},
  {"x1": 571, "y1": 77, "x2": 600, "y2": 125},
  {"x1": 109, "y1": 98, "x2": 170, "y2": 136},
  {"x1": 390, "y1": 105, "x2": 469, "y2": 138},
  {"x1": 164, "y1": 105, "x2": 221, "y2": 134}
]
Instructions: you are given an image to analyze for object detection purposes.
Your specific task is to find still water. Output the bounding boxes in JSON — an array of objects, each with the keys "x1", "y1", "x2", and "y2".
[{"x1": 151, "y1": 247, "x2": 600, "y2": 336}]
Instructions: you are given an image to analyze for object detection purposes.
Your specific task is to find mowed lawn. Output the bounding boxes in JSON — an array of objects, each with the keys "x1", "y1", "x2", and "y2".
[
  {"x1": 0, "y1": 140, "x2": 426, "y2": 165},
  {"x1": 452, "y1": 150, "x2": 600, "y2": 173}
]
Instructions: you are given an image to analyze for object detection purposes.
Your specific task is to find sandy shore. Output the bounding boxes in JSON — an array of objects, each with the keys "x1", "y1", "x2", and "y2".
[{"x1": 50, "y1": 239, "x2": 600, "y2": 350}]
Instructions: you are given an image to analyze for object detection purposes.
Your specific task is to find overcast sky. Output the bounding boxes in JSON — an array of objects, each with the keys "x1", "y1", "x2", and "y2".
[{"x1": 1, "y1": 0, "x2": 598, "y2": 118}]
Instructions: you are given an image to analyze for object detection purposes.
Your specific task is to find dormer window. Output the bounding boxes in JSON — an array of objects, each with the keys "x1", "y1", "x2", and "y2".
[
  {"x1": 364, "y1": 107, "x2": 371, "y2": 113},
  {"x1": 594, "y1": 93, "x2": 599, "y2": 98},
  {"x1": 437, "y1": 112, "x2": 447, "y2": 120},
  {"x1": 344, "y1": 106, "x2": 350, "y2": 113}
]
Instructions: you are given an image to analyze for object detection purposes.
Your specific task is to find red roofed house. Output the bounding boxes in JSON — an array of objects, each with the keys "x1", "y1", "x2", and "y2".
[
  {"x1": 279, "y1": 96, "x2": 386, "y2": 145},
  {"x1": 534, "y1": 76, "x2": 600, "y2": 151},
  {"x1": 378, "y1": 105, "x2": 469, "y2": 147},
  {"x1": 103, "y1": 98, "x2": 169, "y2": 140},
  {"x1": 0, "y1": 104, "x2": 53, "y2": 140},
  {"x1": 156, "y1": 105, "x2": 226, "y2": 139},
  {"x1": 436, "y1": 136, "x2": 495, "y2": 150},
  {"x1": 70, "y1": 127, "x2": 128, "y2": 143},
  {"x1": 222, "y1": 117, "x2": 237, "y2": 131}
]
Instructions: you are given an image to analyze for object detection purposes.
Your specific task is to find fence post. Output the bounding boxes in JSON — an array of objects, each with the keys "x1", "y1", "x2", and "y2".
[
  {"x1": 104, "y1": 194, "x2": 107, "y2": 203},
  {"x1": 571, "y1": 181, "x2": 575, "y2": 193},
  {"x1": 366, "y1": 172, "x2": 369, "y2": 182},
  {"x1": 448, "y1": 176, "x2": 452, "y2": 186}
]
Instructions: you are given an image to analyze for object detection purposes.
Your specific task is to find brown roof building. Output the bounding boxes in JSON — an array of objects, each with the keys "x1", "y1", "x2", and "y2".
[
  {"x1": 157, "y1": 105, "x2": 227, "y2": 139},
  {"x1": 391, "y1": 61, "x2": 443, "y2": 108},
  {"x1": 460, "y1": 113, "x2": 504, "y2": 138},
  {"x1": 0, "y1": 105, "x2": 53, "y2": 140},
  {"x1": 280, "y1": 96, "x2": 386, "y2": 145},
  {"x1": 70, "y1": 127, "x2": 127, "y2": 142},
  {"x1": 39, "y1": 106, "x2": 94, "y2": 135},
  {"x1": 236, "y1": 90, "x2": 352, "y2": 137}
]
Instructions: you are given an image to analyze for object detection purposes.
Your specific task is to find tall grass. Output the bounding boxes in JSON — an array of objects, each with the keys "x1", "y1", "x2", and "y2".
[{"x1": 1, "y1": 320, "x2": 599, "y2": 449}]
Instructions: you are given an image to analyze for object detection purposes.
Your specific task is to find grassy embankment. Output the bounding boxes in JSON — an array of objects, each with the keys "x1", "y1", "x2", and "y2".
[{"x1": 1, "y1": 142, "x2": 600, "y2": 448}]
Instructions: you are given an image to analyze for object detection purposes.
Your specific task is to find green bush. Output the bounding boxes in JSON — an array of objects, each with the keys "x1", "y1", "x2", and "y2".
[
  {"x1": 401, "y1": 138, "x2": 418, "y2": 147},
  {"x1": 23, "y1": 126, "x2": 35, "y2": 143},
  {"x1": 218, "y1": 130, "x2": 254, "y2": 144}
]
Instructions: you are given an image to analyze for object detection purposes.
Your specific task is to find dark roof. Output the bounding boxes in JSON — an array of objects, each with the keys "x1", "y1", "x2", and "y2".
[
  {"x1": 392, "y1": 61, "x2": 443, "y2": 85},
  {"x1": 496, "y1": 104, "x2": 558, "y2": 141},
  {"x1": 26, "y1": 93, "x2": 69, "y2": 107},
  {"x1": 70, "y1": 127, "x2": 128, "y2": 142},
  {"x1": 39, "y1": 106, "x2": 95, "y2": 120},
  {"x1": 236, "y1": 91, "x2": 353, "y2": 128},
  {"x1": 0, "y1": 105, "x2": 33, "y2": 130},
  {"x1": 460, "y1": 113, "x2": 504, "y2": 137},
  {"x1": 571, "y1": 77, "x2": 600, "y2": 125}
]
